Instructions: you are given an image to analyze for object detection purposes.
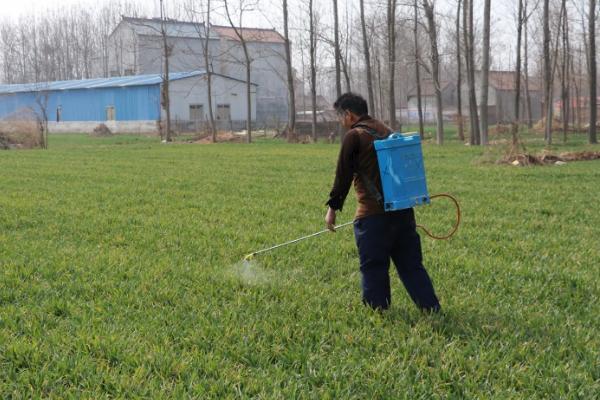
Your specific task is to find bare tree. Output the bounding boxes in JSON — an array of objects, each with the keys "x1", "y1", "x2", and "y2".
[
  {"x1": 542, "y1": 0, "x2": 552, "y2": 144},
  {"x1": 422, "y1": 0, "x2": 443, "y2": 144},
  {"x1": 341, "y1": 4, "x2": 352, "y2": 92},
  {"x1": 333, "y1": 0, "x2": 342, "y2": 100},
  {"x1": 542, "y1": 0, "x2": 567, "y2": 145},
  {"x1": 375, "y1": 33, "x2": 385, "y2": 119},
  {"x1": 588, "y1": 0, "x2": 597, "y2": 143},
  {"x1": 414, "y1": 0, "x2": 425, "y2": 139},
  {"x1": 479, "y1": 0, "x2": 491, "y2": 145},
  {"x1": 560, "y1": 0, "x2": 570, "y2": 141},
  {"x1": 186, "y1": 0, "x2": 218, "y2": 142},
  {"x1": 387, "y1": 0, "x2": 398, "y2": 130},
  {"x1": 283, "y1": 0, "x2": 296, "y2": 136},
  {"x1": 309, "y1": 0, "x2": 317, "y2": 142},
  {"x1": 455, "y1": 0, "x2": 465, "y2": 141},
  {"x1": 333, "y1": 0, "x2": 342, "y2": 141},
  {"x1": 160, "y1": 0, "x2": 173, "y2": 142},
  {"x1": 205, "y1": 0, "x2": 217, "y2": 142},
  {"x1": 1, "y1": 23, "x2": 18, "y2": 84},
  {"x1": 523, "y1": 0, "x2": 533, "y2": 129},
  {"x1": 464, "y1": 0, "x2": 480, "y2": 144},
  {"x1": 223, "y1": 0, "x2": 255, "y2": 143},
  {"x1": 512, "y1": 0, "x2": 525, "y2": 146},
  {"x1": 33, "y1": 88, "x2": 49, "y2": 149},
  {"x1": 360, "y1": 0, "x2": 375, "y2": 117},
  {"x1": 0, "y1": 2, "x2": 146, "y2": 83},
  {"x1": 573, "y1": 44, "x2": 583, "y2": 132}
]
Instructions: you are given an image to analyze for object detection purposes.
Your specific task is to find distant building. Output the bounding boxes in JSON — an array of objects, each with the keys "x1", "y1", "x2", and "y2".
[
  {"x1": 0, "y1": 71, "x2": 256, "y2": 134},
  {"x1": 108, "y1": 17, "x2": 288, "y2": 124},
  {"x1": 406, "y1": 80, "x2": 458, "y2": 123},
  {"x1": 460, "y1": 70, "x2": 543, "y2": 125},
  {"x1": 405, "y1": 72, "x2": 544, "y2": 125}
]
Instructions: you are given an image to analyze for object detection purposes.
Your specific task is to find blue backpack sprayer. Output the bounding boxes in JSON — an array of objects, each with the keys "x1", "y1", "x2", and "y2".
[{"x1": 244, "y1": 133, "x2": 461, "y2": 261}]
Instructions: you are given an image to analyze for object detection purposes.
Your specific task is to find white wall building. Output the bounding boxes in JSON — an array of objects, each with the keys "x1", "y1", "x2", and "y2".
[{"x1": 108, "y1": 17, "x2": 287, "y2": 124}]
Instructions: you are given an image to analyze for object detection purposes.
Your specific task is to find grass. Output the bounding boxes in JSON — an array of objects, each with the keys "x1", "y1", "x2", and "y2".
[{"x1": 0, "y1": 132, "x2": 599, "y2": 398}]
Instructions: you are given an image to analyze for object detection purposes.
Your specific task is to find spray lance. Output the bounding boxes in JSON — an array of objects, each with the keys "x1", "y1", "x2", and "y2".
[{"x1": 243, "y1": 133, "x2": 461, "y2": 261}]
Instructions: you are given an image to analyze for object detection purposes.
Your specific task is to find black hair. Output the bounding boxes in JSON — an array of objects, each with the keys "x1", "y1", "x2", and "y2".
[{"x1": 333, "y1": 92, "x2": 368, "y2": 117}]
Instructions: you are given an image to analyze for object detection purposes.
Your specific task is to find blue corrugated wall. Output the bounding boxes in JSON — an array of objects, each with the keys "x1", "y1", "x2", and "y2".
[{"x1": 0, "y1": 85, "x2": 160, "y2": 121}]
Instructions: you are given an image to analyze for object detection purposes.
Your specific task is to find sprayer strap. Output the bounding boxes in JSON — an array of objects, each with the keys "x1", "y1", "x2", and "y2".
[{"x1": 355, "y1": 126, "x2": 385, "y2": 206}]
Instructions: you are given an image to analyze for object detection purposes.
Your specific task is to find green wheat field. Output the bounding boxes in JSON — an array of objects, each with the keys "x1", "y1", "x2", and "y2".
[{"x1": 1, "y1": 132, "x2": 599, "y2": 398}]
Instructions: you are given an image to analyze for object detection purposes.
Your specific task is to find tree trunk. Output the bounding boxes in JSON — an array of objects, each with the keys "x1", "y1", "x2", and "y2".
[
  {"x1": 414, "y1": 0, "x2": 425, "y2": 139},
  {"x1": 464, "y1": 0, "x2": 480, "y2": 144},
  {"x1": 333, "y1": 0, "x2": 342, "y2": 100},
  {"x1": 309, "y1": 0, "x2": 317, "y2": 142},
  {"x1": 588, "y1": 0, "x2": 597, "y2": 143},
  {"x1": 545, "y1": 0, "x2": 566, "y2": 145},
  {"x1": 244, "y1": 43, "x2": 252, "y2": 143},
  {"x1": 569, "y1": 44, "x2": 577, "y2": 128},
  {"x1": 479, "y1": 0, "x2": 491, "y2": 145},
  {"x1": 160, "y1": 0, "x2": 171, "y2": 142},
  {"x1": 343, "y1": 4, "x2": 352, "y2": 92},
  {"x1": 340, "y1": 55, "x2": 352, "y2": 93},
  {"x1": 455, "y1": 0, "x2": 465, "y2": 141},
  {"x1": 561, "y1": 2, "x2": 569, "y2": 142},
  {"x1": 387, "y1": 0, "x2": 397, "y2": 130},
  {"x1": 283, "y1": 0, "x2": 295, "y2": 136},
  {"x1": 377, "y1": 51, "x2": 384, "y2": 119},
  {"x1": 204, "y1": 0, "x2": 217, "y2": 142},
  {"x1": 360, "y1": 0, "x2": 375, "y2": 116},
  {"x1": 512, "y1": 0, "x2": 524, "y2": 146},
  {"x1": 524, "y1": 0, "x2": 533, "y2": 129},
  {"x1": 333, "y1": 0, "x2": 343, "y2": 141},
  {"x1": 422, "y1": 0, "x2": 443, "y2": 144},
  {"x1": 223, "y1": 0, "x2": 252, "y2": 143},
  {"x1": 543, "y1": 0, "x2": 552, "y2": 144},
  {"x1": 574, "y1": 44, "x2": 582, "y2": 132}
]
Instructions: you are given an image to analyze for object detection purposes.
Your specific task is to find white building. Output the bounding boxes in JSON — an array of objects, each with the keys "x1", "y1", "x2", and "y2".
[{"x1": 108, "y1": 17, "x2": 287, "y2": 124}]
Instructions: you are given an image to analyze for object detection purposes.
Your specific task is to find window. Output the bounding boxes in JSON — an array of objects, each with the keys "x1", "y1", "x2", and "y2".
[
  {"x1": 216, "y1": 104, "x2": 231, "y2": 121},
  {"x1": 189, "y1": 104, "x2": 204, "y2": 121},
  {"x1": 106, "y1": 106, "x2": 116, "y2": 121},
  {"x1": 56, "y1": 106, "x2": 62, "y2": 122}
]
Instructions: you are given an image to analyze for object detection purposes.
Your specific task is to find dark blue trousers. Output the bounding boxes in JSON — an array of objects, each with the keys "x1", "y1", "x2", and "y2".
[{"x1": 353, "y1": 209, "x2": 440, "y2": 311}]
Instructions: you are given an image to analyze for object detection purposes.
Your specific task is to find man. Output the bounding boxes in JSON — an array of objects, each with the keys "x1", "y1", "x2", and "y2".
[{"x1": 325, "y1": 92, "x2": 440, "y2": 312}]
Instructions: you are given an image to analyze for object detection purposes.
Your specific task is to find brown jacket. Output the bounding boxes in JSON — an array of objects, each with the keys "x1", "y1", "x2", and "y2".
[{"x1": 326, "y1": 115, "x2": 392, "y2": 220}]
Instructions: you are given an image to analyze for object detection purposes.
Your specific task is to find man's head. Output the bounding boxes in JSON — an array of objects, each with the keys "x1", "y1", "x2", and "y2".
[{"x1": 333, "y1": 93, "x2": 368, "y2": 130}]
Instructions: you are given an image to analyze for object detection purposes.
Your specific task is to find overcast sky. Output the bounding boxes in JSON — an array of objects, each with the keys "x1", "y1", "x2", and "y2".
[
  {"x1": 0, "y1": 0, "x2": 513, "y2": 28},
  {"x1": 1, "y1": 0, "x2": 92, "y2": 18}
]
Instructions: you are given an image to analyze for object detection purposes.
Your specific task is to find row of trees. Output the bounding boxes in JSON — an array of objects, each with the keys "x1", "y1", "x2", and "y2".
[
  {"x1": 290, "y1": 0, "x2": 598, "y2": 144},
  {"x1": 0, "y1": 0, "x2": 598, "y2": 144},
  {"x1": 0, "y1": 1, "x2": 146, "y2": 84}
]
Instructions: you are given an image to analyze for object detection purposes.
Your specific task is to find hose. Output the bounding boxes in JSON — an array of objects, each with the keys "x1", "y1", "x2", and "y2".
[{"x1": 417, "y1": 193, "x2": 461, "y2": 240}]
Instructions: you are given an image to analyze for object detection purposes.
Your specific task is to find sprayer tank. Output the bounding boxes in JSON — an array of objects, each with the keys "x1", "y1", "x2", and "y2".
[{"x1": 373, "y1": 133, "x2": 430, "y2": 212}]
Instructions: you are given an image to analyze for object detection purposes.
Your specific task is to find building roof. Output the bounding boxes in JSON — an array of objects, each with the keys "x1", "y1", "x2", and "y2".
[
  {"x1": 0, "y1": 71, "x2": 258, "y2": 95},
  {"x1": 487, "y1": 70, "x2": 542, "y2": 91},
  {"x1": 407, "y1": 81, "x2": 453, "y2": 98},
  {"x1": 120, "y1": 17, "x2": 220, "y2": 39},
  {"x1": 119, "y1": 17, "x2": 284, "y2": 44},
  {"x1": 210, "y1": 25, "x2": 285, "y2": 44}
]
